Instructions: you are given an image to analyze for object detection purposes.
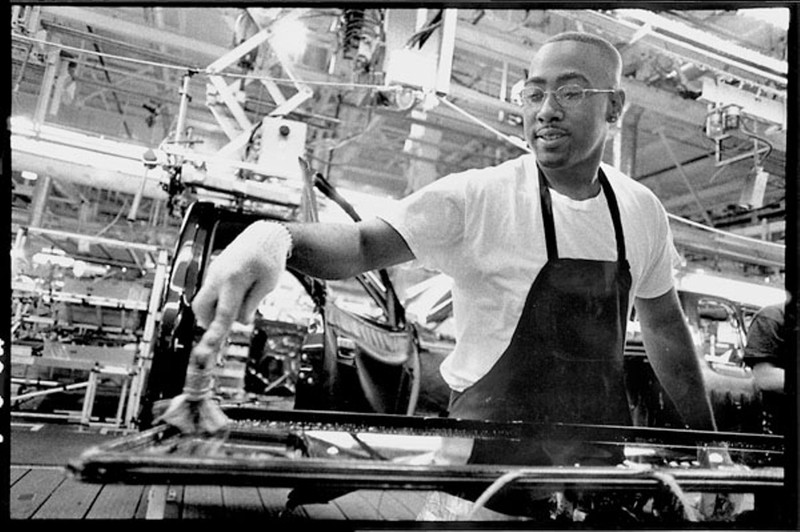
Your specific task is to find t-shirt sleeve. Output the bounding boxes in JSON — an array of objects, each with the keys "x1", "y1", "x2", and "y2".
[
  {"x1": 635, "y1": 196, "x2": 681, "y2": 299},
  {"x1": 376, "y1": 173, "x2": 467, "y2": 274}
]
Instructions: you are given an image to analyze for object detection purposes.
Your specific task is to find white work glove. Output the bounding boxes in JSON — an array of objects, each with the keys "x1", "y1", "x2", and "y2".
[{"x1": 191, "y1": 220, "x2": 293, "y2": 342}]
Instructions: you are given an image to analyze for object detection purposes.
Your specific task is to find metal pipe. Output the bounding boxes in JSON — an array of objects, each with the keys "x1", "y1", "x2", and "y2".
[
  {"x1": 174, "y1": 73, "x2": 192, "y2": 145},
  {"x1": 125, "y1": 248, "x2": 169, "y2": 428},
  {"x1": 34, "y1": 47, "x2": 60, "y2": 126},
  {"x1": 11, "y1": 381, "x2": 90, "y2": 404},
  {"x1": 28, "y1": 173, "x2": 52, "y2": 228},
  {"x1": 127, "y1": 168, "x2": 149, "y2": 222},
  {"x1": 13, "y1": 41, "x2": 33, "y2": 98},
  {"x1": 24, "y1": 226, "x2": 159, "y2": 252}
]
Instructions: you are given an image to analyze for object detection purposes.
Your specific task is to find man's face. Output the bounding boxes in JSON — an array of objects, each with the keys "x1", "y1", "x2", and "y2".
[{"x1": 523, "y1": 41, "x2": 620, "y2": 173}]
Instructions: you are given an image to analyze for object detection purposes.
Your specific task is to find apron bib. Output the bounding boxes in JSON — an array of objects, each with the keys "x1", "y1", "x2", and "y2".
[{"x1": 450, "y1": 166, "x2": 633, "y2": 467}]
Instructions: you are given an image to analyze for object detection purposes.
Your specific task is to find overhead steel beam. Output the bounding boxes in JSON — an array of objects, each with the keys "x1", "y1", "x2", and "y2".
[
  {"x1": 36, "y1": 6, "x2": 787, "y2": 155},
  {"x1": 39, "y1": 6, "x2": 225, "y2": 62},
  {"x1": 662, "y1": 179, "x2": 765, "y2": 214},
  {"x1": 40, "y1": 20, "x2": 184, "y2": 66},
  {"x1": 11, "y1": 148, "x2": 168, "y2": 200},
  {"x1": 452, "y1": 11, "x2": 787, "y2": 154},
  {"x1": 669, "y1": 214, "x2": 785, "y2": 269},
  {"x1": 557, "y1": 9, "x2": 786, "y2": 89}
]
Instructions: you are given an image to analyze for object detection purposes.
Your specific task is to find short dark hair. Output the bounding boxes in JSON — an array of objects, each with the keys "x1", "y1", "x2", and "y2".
[{"x1": 543, "y1": 31, "x2": 623, "y2": 85}]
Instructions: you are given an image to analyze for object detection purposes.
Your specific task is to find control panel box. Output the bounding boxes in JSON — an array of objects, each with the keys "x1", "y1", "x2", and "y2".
[{"x1": 255, "y1": 117, "x2": 308, "y2": 182}]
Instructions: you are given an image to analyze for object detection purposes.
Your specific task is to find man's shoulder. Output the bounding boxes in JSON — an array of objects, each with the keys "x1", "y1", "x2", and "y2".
[
  {"x1": 463, "y1": 153, "x2": 530, "y2": 181},
  {"x1": 601, "y1": 163, "x2": 662, "y2": 205}
]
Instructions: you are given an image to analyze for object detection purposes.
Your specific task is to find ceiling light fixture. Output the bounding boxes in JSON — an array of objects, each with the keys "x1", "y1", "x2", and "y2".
[{"x1": 270, "y1": 18, "x2": 308, "y2": 61}]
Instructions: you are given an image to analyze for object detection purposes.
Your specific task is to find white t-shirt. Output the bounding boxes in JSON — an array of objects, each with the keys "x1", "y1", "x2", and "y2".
[{"x1": 379, "y1": 154, "x2": 679, "y2": 391}]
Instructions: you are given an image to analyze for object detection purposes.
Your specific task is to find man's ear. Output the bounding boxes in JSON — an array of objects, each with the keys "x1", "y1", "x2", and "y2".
[{"x1": 608, "y1": 89, "x2": 626, "y2": 122}]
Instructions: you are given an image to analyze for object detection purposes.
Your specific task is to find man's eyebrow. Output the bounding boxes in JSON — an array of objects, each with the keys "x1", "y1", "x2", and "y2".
[{"x1": 524, "y1": 72, "x2": 591, "y2": 86}]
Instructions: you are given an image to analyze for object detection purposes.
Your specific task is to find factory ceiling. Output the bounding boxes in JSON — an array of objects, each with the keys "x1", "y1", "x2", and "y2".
[{"x1": 9, "y1": 5, "x2": 791, "y2": 278}]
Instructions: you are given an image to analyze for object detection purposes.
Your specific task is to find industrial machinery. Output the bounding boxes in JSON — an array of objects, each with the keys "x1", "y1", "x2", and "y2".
[
  {"x1": 138, "y1": 171, "x2": 422, "y2": 429},
  {"x1": 10, "y1": 228, "x2": 169, "y2": 430},
  {"x1": 69, "y1": 405, "x2": 786, "y2": 524}
]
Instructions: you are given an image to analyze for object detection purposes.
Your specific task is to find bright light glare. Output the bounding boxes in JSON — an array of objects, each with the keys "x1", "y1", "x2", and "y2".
[
  {"x1": 738, "y1": 8, "x2": 789, "y2": 31},
  {"x1": 677, "y1": 271, "x2": 788, "y2": 309},
  {"x1": 33, "y1": 251, "x2": 74, "y2": 268},
  {"x1": 10, "y1": 115, "x2": 34, "y2": 131},
  {"x1": 270, "y1": 19, "x2": 307, "y2": 60}
]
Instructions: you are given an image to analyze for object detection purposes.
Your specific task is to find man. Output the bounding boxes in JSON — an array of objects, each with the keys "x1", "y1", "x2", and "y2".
[
  {"x1": 191, "y1": 31, "x2": 718, "y2": 519},
  {"x1": 745, "y1": 302, "x2": 788, "y2": 434}
]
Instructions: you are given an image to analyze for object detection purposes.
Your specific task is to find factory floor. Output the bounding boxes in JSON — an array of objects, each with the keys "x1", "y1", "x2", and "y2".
[
  {"x1": 9, "y1": 418, "x2": 502, "y2": 522},
  {"x1": 7, "y1": 382, "x2": 453, "y2": 522},
  {"x1": 9, "y1": 420, "x2": 425, "y2": 521}
]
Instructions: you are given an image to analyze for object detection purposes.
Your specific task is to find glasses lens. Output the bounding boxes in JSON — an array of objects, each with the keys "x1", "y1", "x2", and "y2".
[
  {"x1": 520, "y1": 87, "x2": 545, "y2": 106},
  {"x1": 556, "y1": 85, "x2": 586, "y2": 106}
]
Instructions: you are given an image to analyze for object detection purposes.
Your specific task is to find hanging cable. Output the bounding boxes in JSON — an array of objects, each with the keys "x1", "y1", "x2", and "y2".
[
  {"x1": 405, "y1": 10, "x2": 443, "y2": 49},
  {"x1": 738, "y1": 117, "x2": 774, "y2": 164},
  {"x1": 437, "y1": 95, "x2": 529, "y2": 152},
  {"x1": 95, "y1": 197, "x2": 131, "y2": 237},
  {"x1": 466, "y1": 469, "x2": 529, "y2": 520}
]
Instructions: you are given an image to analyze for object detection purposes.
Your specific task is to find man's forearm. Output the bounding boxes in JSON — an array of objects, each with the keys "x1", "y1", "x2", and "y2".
[
  {"x1": 284, "y1": 222, "x2": 368, "y2": 280},
  {"x1": 641, "y1": 318, "x2": 718, "y2": 431},
  {"x1": 752, "y1": 362, "x2": 785, "y2": 394}
]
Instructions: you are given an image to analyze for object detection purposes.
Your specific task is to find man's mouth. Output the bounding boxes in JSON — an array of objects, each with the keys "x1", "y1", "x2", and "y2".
[{"x1": 535, "y1": 128, "x2": 568, "y2": 141}]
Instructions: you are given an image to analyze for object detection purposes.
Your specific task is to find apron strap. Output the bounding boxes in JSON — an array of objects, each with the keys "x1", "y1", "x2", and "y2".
[
  {"x1": 537, "y1": 166, "x2": 559, "y2": 260},
  {"x1": 537, "y1": 165, "x2": 627, "y2": 262},
  {"x1": 598, "y1": 168, "x2": 627, "y2": 262}
]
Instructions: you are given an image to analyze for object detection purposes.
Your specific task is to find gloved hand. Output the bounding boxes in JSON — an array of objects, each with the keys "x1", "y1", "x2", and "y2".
[{"x1": 192, "y1": 220, "x2": 293, "y2": 334}]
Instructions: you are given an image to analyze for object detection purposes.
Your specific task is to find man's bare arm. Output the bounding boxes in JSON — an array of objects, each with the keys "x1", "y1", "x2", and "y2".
[
  {"x1": 192, "y1": 217, "x2": 414, "y2": 334},
  {"x1": 752, "y1": 362, "x2": 785, "y2": 394},
  {"x1": 635, "y1": 289, "x2": 717, "y2": 431},
  {"x1": 286, "y1": 218, "x2": 415, "y2": 280}
]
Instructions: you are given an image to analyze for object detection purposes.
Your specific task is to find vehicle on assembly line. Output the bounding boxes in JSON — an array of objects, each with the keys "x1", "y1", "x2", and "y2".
[{"x1": 138, "y1": 172, "x2": 423, "y2": 428}]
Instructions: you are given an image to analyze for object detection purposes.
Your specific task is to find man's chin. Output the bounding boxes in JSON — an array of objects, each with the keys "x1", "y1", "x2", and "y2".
[{"x1": 532, "y1": 154, "x2": 564, "y2": 169}]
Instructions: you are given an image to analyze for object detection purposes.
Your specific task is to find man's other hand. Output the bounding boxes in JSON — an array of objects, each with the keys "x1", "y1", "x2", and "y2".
[{"x1": 191, "y1": 220, "x2": 292, "y2": 335}]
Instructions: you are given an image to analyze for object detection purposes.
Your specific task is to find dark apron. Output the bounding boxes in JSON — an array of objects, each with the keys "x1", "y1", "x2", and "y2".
[{"x1": 449, "y1": 166, "x2": 633, "y2": 469}]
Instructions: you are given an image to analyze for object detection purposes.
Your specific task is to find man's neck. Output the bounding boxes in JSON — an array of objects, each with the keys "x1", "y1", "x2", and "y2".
[{"x1": 539, "y1": 164, "x2": 602, "y2": 200}]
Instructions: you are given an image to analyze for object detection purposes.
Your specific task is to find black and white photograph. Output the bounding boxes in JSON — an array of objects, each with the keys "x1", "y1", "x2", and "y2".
[{"x1": 5, "y1": 2, "x2": 798, "y2": 527}]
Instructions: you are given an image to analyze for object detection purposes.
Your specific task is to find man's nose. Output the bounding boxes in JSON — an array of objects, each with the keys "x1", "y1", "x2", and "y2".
[{"x1": 536, "y1": 92, "x2": 563, "y2": 121}]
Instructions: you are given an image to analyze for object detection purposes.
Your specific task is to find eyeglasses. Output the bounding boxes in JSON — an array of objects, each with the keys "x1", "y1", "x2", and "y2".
[{"x1": 517, "y1": 84, "x2": 616, "y2": 110}]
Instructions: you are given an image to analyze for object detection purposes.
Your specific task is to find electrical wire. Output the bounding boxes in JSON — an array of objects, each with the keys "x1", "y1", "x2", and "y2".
[
  {"x1": 466, "y1": 469, "x2": 528, "y2": 520},
  {"x1": 738, "y1": 117, "x2": 774, "y2": 164},
  {"x1": 94, "y1": 198, "x2": 131, "y2": 237},
  {"x1": 437, "y1": 95, "x2": 530, "y2": 152},
  {"x1": 12, "y1": 32, "x2": 404, "y2": 93},
  {"x1": 13, "y1": 33, "x2": 197, "y2": 73}
]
